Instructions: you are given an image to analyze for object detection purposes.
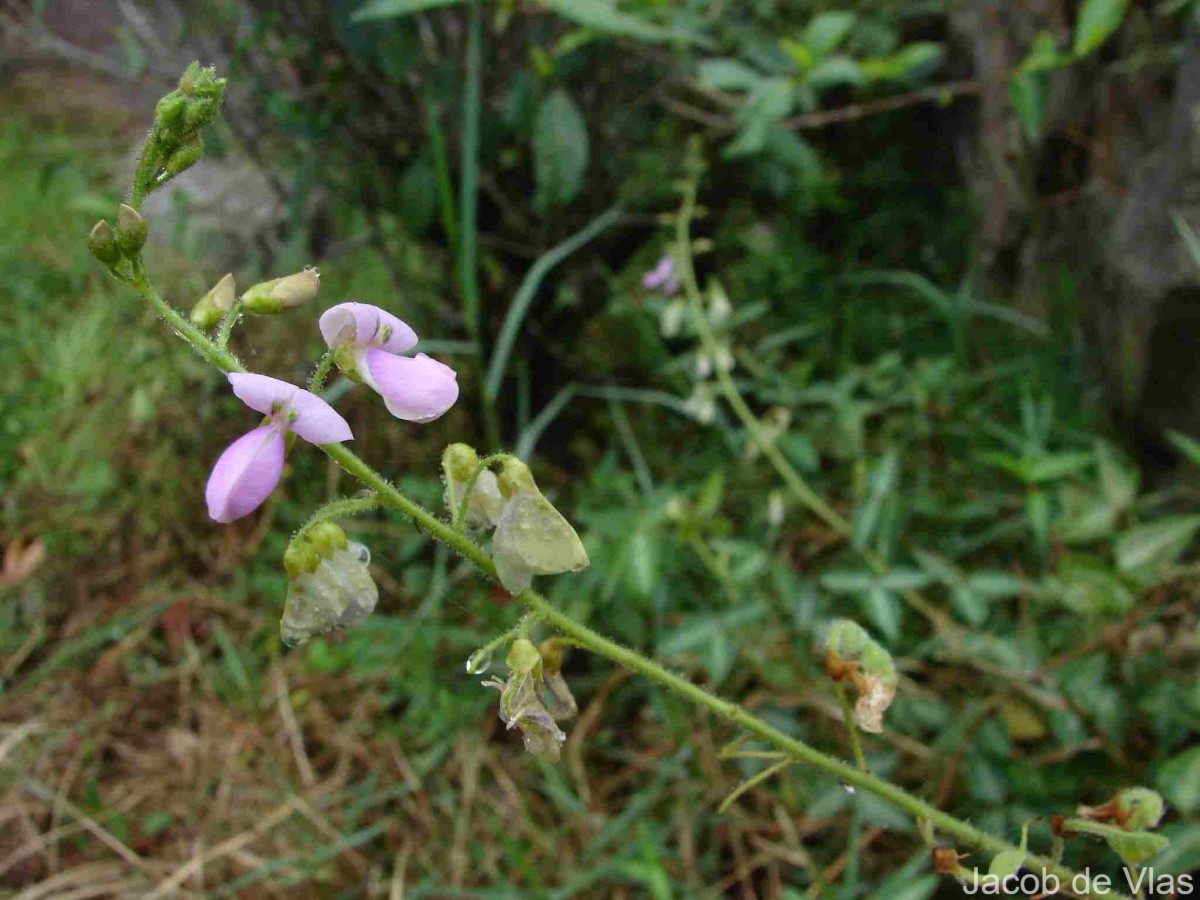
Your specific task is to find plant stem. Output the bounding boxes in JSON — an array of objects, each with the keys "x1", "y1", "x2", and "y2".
[
  {"x1": 833, "y1": 681, "x2": 869, "y2": 773},
  {"x1": 674, "y1": 179, "x2": 848, "y2": 536},
  {"x1": 118, "y1": 238, "x2": 1124, "y2": 900},
  {"x1": 515, "y1": 589, "x2": 1121, "y2": 899},
  {"x1": 308, "y1": 350, "x2": 337, "y2": 393},
  {"x1": 293, "y1": 495, "x2": 381, "y2": 545}
]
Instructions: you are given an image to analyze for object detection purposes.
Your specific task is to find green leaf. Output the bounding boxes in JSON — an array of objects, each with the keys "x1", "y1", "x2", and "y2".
[
  {"x1": 698, "y1": 58, "x2": 763, "y2": 92},
  {"x1": 1009, "y1": 72, "x2": 1047, "y2": 141},
  {"x1": 1073, "y1": 0, "x2": 1129, "y2": 56},
  {"x1": 803, "y1": 11, "x2": 856, "y2": 61},
  {"x1": 1096, "y1": 441, "x2": 1138, "y2": 513},
  {"x1": 859, "y1": 43, "x2": 944, "y2": 83},
  {"x1": 1115, "y1": 515, "x2": 1200, "y2": 578},
  {"x1": 533, "y1": 90, "x2": 589, "y2": 210},
  {"x1": 1166, "y1": 429, "x2": 1200, "y2": 467},
  {"x1": 724, "y1": 78, "x2": 795, "y2": 158},
  {"x1": 541, "y1": 0, "x2": 698, "y2": 45},
  {"x1": 860, "y1": 586, "x2": 901, "y2": 641},
  {"x1": 1158, "y1": 746, "x2": 1200, "y2": 815},
  {"x1": 625, "y1": 530, "x2": 659, "y2": 598},
  {"x1": 852, "y1": 450, "x2": 898, "y2": 551},
  {"x1": 352, "y1": 0, "x2": 466, "y2": 22},
  {"x1": 806, "y1": 55, "x2": 864, "y2": 91}
]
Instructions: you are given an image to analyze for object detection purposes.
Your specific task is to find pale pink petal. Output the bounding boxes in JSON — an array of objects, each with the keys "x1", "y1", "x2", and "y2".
[
  {"x1": 287, "y1": 388, "x2": 353, "y2": 444},
  {"x1": 364, "y1": 349, "x2": 459, "y2": 423},
  {"x1": 228, "y1": 372, "x2": 297, "y2": 417},
  {"x1": 318, "y1": 302, "x2": 418, "y2": 353},
  {"x1": 205, "y1": 425, "x2": 285, "y2": 522}
]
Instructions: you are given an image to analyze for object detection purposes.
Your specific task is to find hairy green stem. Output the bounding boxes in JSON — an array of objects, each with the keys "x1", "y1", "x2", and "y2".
[
  {"x1": 294, "y1": 495, "x2": 381, "y2": 545},
  {"x1": 308, "y1": 349, "x2": 337, "y2": 394}
]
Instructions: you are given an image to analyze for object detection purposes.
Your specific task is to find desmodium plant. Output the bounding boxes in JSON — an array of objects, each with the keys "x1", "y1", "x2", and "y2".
[{"x1": 88, "y1": 65, "x2": 1171, "y2": 898}]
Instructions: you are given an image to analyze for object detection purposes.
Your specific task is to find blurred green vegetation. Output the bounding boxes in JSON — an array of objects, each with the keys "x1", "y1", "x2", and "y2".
[{"x1": 2, "y1": 0, "x2": 1200, "y2": 896}]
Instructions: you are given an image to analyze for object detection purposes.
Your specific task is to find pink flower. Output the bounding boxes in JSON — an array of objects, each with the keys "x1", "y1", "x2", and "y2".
[
  {"x1": 641, "y1": 256, "x2": 679, "y2": 296},
  {"x1": 318, "y1": 302, "x2": 459, "y2": 423},
  {"x1": 205, "y1": 373, "x2": 353, "y2": 523}
]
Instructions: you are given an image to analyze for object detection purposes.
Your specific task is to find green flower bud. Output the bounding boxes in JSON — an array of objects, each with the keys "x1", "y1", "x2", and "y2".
[
  {"x1": 164, "y1": 133, "x2": 204, "y2": 178},
  {"x1": 185, "y1": 98, "x2": 218, "y2": 130},
  {"x1": 442, "y1": 444, "x2": 504, "y2": 530},
  {"x1": 189, "y1": 273, "x2": 237, "y2": 329},
  {"x1": 115, "y1": 204, "x2": 148, "y2": 258},
  {"x1": 443, "y1": 443, "x2": 479, "y2": 484},
  {"x1": 87, "y1": 220, "x2": 121, "y2": 266},
  {"x1": 497, "y1": 458, "x2": 538, "y2": 498},
  {"x1": 179, "y1": 61, "x2": 202, "y2": 95},
  {"x1": 242, "y1": 269, "x2": 320, "y2": 315},
  {"x1": 506, "y1": 638, "x2": 543, "y2": 676},
  {"x1": 155, "y1": 91, "x2": 187, "y2": 131}
]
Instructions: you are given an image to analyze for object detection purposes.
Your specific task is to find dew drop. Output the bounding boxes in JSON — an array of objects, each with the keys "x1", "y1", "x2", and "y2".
[
  {"x1": 348, "y1": 542, "x2": 371, "y2": 565},
  {"x1": 841, "y1": 782, "x2": 857, "y2": 795},
  {"x1": 465, "y1": 647, "x2": 493, "y2": 675}
]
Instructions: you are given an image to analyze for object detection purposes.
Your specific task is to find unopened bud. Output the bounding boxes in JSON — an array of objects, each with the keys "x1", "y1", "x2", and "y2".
[
  {"x1": 185, "y1": 97, "x2": 218, "y2": 130},
  {"x1": 242, "y1": 269, "x2": 320, "y2": 315},
  {"x1": 1117, "y1": 788, "x2": 1165, "y2": 830},
  {"x1": 155, "y1": 91, "x2": 187, "y2": 131},
  {"x1": 87, "y1": 220, "x2": 121, "y2": 266},
  {"x1": 506, "y1": 638, "x2": 543, "y2": 675},
  {"x1": 190, "y1": 273, "x2": 237, "y2": 329},
  {"x1": 443, "y1": 443, "x2": 479, "y2": 484},
  {"x1": 538, "y1": 638, "x2": 565, "y2": 675},
  {"x1": 115, "y1": 204, "x2": 148, "y2": 257},
  {"x1": 164, "y1": 134, "x2": 204, "y2": 177},
  {"x1": 497, "y1": 458, "x2": 538, "y2": 499}
]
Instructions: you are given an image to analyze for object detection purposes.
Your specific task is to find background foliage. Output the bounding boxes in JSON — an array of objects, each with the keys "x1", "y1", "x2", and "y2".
[{"x1": 2, "y1": 0, "x2": 1199, "y2": 896}]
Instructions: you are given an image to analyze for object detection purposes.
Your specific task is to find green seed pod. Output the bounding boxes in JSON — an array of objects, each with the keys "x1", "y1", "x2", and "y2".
[
  {"x1": 87, "y1": 220, "x2": 121, "y2": 266},
  {"x1": 115, "y1": 204, "x2": 148, "y2": 258}
]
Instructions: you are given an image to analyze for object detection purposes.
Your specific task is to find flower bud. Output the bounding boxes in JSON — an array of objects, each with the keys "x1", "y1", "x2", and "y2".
[
  {"x1": 87, "y1": 220, "x2": 121, "y2": 266},
  {"x1": 115, "y1": 204, "x2": 148, "y2": 258},
  {"x1": 242, "y1": 269, "x2": 320, "y2": 315},
  {"x1": 442, "y1": 444, "x2": 504, "y2": 530},
  {"x1": 185, "y1": 98, "x2": 219, "y2": 130},
  {"x1": 190, "y1": 273, "x2": 237, "y2": 329},
  {"x1": 155, "y1": 91, "x2": 187, "y2": 131},
  {"x1": 164, "y1": 133, "x2": 204, "y2": 178}
]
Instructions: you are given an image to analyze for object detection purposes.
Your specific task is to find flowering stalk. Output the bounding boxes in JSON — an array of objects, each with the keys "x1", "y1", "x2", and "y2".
[
  {"x1": 98, "y1": 75, "x2": 1129, "y2": 900},
  {"x1": 114, "y1": 242, "x2": 1123, "y2": 900}
]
